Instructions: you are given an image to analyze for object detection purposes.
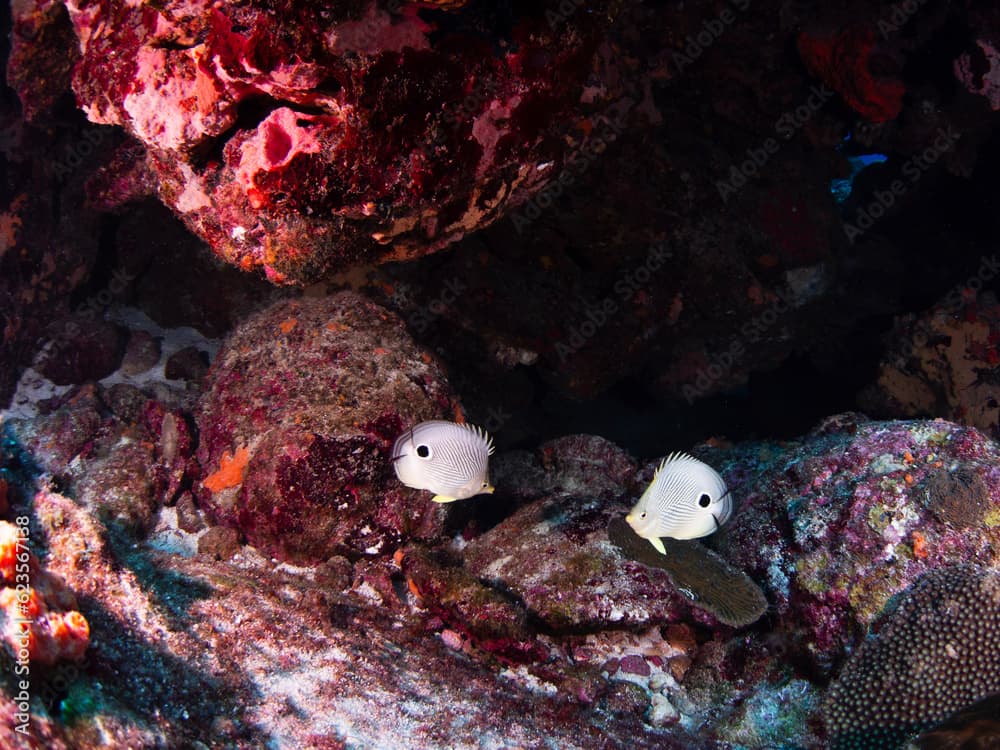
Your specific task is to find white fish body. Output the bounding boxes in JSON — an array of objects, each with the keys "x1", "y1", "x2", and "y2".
[
  {"x1": 391, "y1": 420, "x2": 495, "y2": 503},
  {"x1": 625, "y1": 452, "x2": 733, "y2": 554}
]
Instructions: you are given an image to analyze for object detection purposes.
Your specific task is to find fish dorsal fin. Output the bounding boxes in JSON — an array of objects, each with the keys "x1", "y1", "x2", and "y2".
[
  {"x1": 459, "y1": 422, "x2": 495, "y2": 455},
  {"x1": 654, "y1": 451, "x2": 697, "y2": 478}
]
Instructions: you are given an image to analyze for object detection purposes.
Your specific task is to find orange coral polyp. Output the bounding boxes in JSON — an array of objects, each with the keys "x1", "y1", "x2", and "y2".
[
  {"x1": 64, "y1": 611, "x2": 90, "y2": 642},
  {"x1": 0, "y1": 521, "x2": 23, "y2": 581},
  {"x1": 0, "y1": 521, "x2": 90, "y2": 665}
]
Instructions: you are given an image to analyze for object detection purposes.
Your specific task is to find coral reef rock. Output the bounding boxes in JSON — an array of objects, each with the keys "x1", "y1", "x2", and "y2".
[
  {"x1": 862, "y1": 290, "x2": 1000, "y2": 439},
  {"x1": 16, "y1": 0, "x2": 625, "y2": 283},
  {"x1": 195, "y1": 292, "x2": 462, "y2": 562},
  {"x1": 720, "y1": 415, "x2": 1000, "y2": 680},
  {"x1": 3, "y1": 380, "x2": 1000, "y2": 748},
  {"x1": 824, "y1": 564, "x2": 1000, "y2": 750}
]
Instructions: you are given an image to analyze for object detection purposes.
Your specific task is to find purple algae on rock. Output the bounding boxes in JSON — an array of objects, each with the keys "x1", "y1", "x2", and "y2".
[{"x1": 194, "y1": 292, "x2": 464, "y2": 563}]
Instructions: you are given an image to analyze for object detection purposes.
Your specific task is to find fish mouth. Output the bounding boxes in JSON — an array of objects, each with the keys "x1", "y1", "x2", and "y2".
[{"x1": 483, "y1": 485, "x2": 495, "y2": 494}]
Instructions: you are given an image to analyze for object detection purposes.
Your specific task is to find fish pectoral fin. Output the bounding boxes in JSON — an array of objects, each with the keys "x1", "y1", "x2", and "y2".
[
  {"x1": 431, "y1": 494, "x2": 458, "y2": 503},
  {"x1": 649, "y1": 537, "x2": 667, "y2": 555}
]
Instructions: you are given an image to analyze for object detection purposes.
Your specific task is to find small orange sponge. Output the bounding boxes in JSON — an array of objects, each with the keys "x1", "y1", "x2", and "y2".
[
  {"x1": 203, "y1": 445, "x2": 251, "y2": 492},
  {"x1": 0, "y1": 521, "x2": 90, "y2": 665}
]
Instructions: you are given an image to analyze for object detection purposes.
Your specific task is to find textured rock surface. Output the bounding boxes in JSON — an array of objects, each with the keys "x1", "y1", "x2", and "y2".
[
  {"x1": 862, "y1": 289, "x2": 1000, "y2": 440},
  {"x1": 7, "y1": 0, "x2": 1000, "y2": 419},
  {"x1": 0, "y1": 486, "x2": 715, "y2": 750},
  {"x1": 195, "y1": 292, "x2": 462, "y2": 562},
  {"x1": 3, "y1": 384, "x2": 195, "y2": 531},
  {"x1": 14, "y1": 0, "x2": 625, "y2": 283},
  {"x1": 0, "y1": 117, "x2": 106, "y2": 409},
  {"x1": 34, "y1": 318, "x2": 126, "y2": 386},
  {"x1": 350, "y1": 0, "x2": 1000, "y2": 409},
  {"x1": 465, "y1": 492, "x2": 694, "y2": 632},
  {"x1": 720, "y1": 414, "x2": 1000, "y2": 678},
  {"x1": 4, "y1": 2, "x2": 1000, "y2": 745},
  {"x1": 607, "y1": 518, "x2": 768, "y2": 628},
  {"x1": 4, "y1": 371, "x2": 1000, "y2": 748},
  {"x1": 462, "y1": 434, "x2": 714, "y2": 631}
]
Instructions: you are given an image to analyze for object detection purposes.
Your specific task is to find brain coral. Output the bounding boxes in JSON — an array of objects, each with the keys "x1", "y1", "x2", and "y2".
[
  {"x1": 917, "y1": 465, "x2": 992, "y2": 529},
  {"x1": 824, "y1": 564, "x2": 1000, "y2": 750}
]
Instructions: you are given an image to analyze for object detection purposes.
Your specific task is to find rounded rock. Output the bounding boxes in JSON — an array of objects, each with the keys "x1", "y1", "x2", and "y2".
[
  {"x1": 35, "y1": 317, "x2": 126, "y2": 385},
  {"x1": 195, "y1": 293, "x2": 461, "y2": 563}
]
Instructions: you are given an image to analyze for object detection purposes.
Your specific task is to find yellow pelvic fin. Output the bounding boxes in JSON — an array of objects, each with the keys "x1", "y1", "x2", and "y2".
[
  {"x1": 431, "y1": 494, "x2": 458, "y2": 503},
  {"x1": 649, "y1": 537, "x2": 667, "y2": 555}
]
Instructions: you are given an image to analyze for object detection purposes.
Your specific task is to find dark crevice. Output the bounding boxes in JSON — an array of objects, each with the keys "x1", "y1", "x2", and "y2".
[
  {"x1": 148, "y1": 38, "x2": 201, "y2": 52},
  {"x1": 69, "y1": 214, "x2": 121, "y2": 309}
]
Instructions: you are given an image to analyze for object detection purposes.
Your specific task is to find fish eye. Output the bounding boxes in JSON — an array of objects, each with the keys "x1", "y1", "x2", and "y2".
[
  {"x1": 416, "y1": 445, "x2": 431, "y2": 458},
  {"x1": 481, "y1": 482, "x2": 489, "y2": 488},
  {"x1": 698, "y1": 493, "x2": 712, "y2": 508},
  {"x1": 640, "y1": 512, "x2": 647, "y2": 519}
]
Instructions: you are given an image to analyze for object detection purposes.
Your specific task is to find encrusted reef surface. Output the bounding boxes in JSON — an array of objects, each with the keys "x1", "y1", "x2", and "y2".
[
  {"x1": 1, "y1": 288, "x2": 999, "y2": 749},
  {"x1": 6, "y1": 0, "x2": 1000, "y2": 416},
  {"x1": 862, "y1": 289, "x2": 1000, "y2": 439},
  {"x1": 9, "y1": 0, "x2": 625, "y2": 284},
  {"x1": 3, "y1": 0, "x2": 1000, "y2": 746},
  {"x1": 194, "y1": 292, "x2": 462, "y2": 563}
]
